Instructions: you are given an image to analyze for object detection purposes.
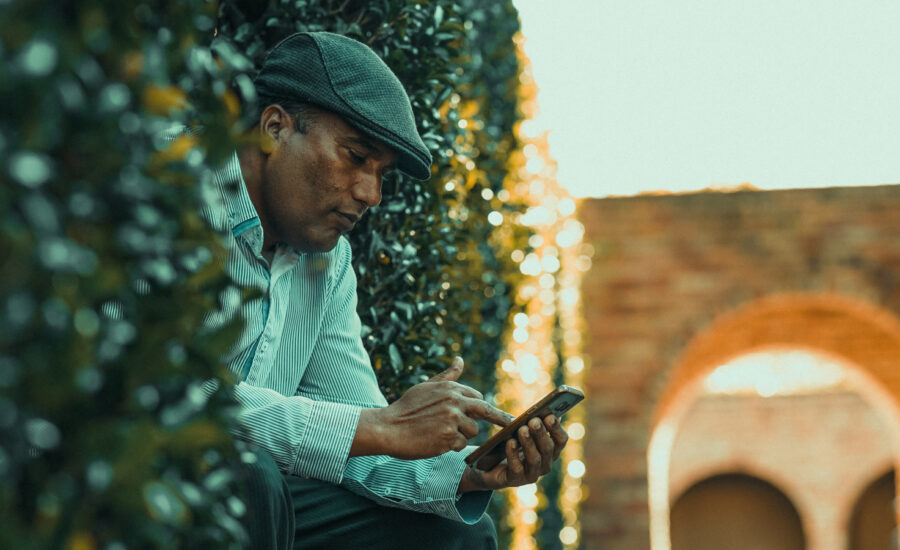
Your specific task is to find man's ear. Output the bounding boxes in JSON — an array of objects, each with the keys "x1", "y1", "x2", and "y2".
[{"x1": 259, "y1": 104, "x2": 293, "y2": 154}]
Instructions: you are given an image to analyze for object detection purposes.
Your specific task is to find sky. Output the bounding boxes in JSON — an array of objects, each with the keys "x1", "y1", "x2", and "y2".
[{"x1": 512, "y1": 0, "x2": 900, "y2": 198}]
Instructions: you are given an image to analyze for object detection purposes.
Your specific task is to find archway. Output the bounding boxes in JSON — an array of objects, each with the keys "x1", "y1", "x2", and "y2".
[
  {"x1": 648, "y1": 293, "x2": 900, "y2": 550},
  {"x1": 848, "y1": 470, "x2": 897, "y2": 550},
  {"x1": 670, "y1": 473, "x2": 805, "y2": 550}
]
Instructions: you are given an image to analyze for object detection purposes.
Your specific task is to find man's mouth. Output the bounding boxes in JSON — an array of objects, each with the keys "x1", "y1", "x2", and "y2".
[{"x1": 335, "y1": 211, "x2": 360, "y2": 230}]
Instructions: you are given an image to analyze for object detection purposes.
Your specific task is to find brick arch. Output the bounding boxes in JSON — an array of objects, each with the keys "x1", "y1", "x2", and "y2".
[
  {"x1": 670, "y1": 461, "x2": 804, "y2": 516},
  {"x1": 578, "y1": 186, "x2": 900, "y2": 550},
  {"x1": 648, "y1": 292, "x2": 900, "y2": 550},
  {"x1": 651, "y1": 292, "x2": 900, "y2": 430}
]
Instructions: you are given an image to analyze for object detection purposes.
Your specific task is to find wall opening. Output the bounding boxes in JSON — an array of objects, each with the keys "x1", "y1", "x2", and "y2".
[
  {"x1": 848, "y1": 470, "x2": 897, "y2": 550},
  {"x1": 648, "y1": 294, "x2": 900, "y2": 550},
  {"x1": 670, "y1": 473, "x2": 805, "y2": 550}
]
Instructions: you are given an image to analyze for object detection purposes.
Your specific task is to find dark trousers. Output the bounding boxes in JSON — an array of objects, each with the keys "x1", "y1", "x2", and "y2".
[{"x1": 239, "y1": 448, "x2": 498, "y2": 550}]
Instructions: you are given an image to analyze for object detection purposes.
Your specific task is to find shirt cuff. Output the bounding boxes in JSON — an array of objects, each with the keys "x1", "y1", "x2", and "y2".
[
  {"x1": 292, "y1": 400, "x2": 361, "y2": 483},
  {"x1": 421, "y1": 446, "x2": 493, "y2": 524}
]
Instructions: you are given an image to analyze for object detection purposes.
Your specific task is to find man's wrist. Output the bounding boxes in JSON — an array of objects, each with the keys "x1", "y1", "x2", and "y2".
[
  {"x1": 457, "y1": 465, "x2": 488, "y2": 494},
  {"x1": 350, "y1": 407, "x2": 390, "y2": 457}
]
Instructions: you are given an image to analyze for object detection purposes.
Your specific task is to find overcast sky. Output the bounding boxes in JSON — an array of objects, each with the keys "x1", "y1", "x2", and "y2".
[{"x1": 512, "y1": 0, "x2": 900, "y2": 198}]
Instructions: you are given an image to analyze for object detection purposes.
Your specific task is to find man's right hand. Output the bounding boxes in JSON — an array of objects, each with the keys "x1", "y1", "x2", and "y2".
[{"x1": 351, "y1": 357, "x2": 513, "y2": 459}]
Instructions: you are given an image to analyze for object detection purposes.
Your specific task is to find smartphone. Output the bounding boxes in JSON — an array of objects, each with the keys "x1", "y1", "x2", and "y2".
[{"x1": 464, "y1": 385, "x2": 584, "y2": 471}]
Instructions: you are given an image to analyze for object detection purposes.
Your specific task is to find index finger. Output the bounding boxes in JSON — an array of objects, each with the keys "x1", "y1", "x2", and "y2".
[{"x1": 463, "y1": 398, "x2": 515, "y2": 427}]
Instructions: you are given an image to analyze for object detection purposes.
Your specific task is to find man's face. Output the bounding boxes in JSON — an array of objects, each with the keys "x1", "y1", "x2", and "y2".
[{"x1": 258, "y1": 107, "x2": 397, "y2": 253}]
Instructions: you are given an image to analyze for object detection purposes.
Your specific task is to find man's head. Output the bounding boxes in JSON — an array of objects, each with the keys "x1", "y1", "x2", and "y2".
[{"x1": 246, "y1": 32, "x2": 432, "y2": 253}]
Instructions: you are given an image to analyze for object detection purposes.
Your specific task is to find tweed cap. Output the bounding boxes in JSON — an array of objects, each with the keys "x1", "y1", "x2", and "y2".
[{"x1": 254, "y1": 32, "x2": 432, "y2": 180}]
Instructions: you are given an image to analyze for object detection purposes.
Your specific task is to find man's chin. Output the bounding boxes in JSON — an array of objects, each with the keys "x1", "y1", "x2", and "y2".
[{"x1": 289, "y1": 234, "x2": 341, "y2": 254}]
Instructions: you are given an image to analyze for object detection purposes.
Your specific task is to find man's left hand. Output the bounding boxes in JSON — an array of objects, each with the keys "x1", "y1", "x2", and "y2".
[{"x1": 457, "y1": 414, "x2": 569, "y2": 493}]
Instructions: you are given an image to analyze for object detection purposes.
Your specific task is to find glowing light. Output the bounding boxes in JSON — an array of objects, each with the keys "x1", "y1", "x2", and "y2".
[
  {"x1": 563, "y1": 485, "x2": 582, "y2": 502},
  {"x1": 513, "y1": 327, "x2": 529, "y2": 343},
  {"x1": 539, "y1": 289, "x2": 555, "y2": 304},
  {"x1": 565, "y1": 357, "x2": 584, "y2": 374},
  {"x1": 444, "y1": 181, "x2": 455, "y2": 191},
  {"x1": 488, "y1": 211, "x2": 504, "y2": 226},
  {"x1": 493, "y1": 33, "x2": 587, "y2": 550},
  {"x1": 575, "y1": 255, "x2": 592, "y2": 272},
  {"x1": 704, "y1": 350, "x2": 848, "y2": 397},
  {"x1": 481, "y1": 188, "x2": 494, "y2": 200},
  {"x1": 566, "y1": 460, "x2": 586, "y2": 479},
  {"x1": 522, "y1": 205, "x2": 551, "y2": 226},
  {"x1": 560, "y1": 287, "x2": 578, "y2": 306},
  {"x1": 559, "y1": 526, "x2": 578, "y2": 545},
  {"x1": 526, "y1": 156, "x2": 545, "y2": 174},
  {"x1": 522, "y1": 510, "x2": 538, "y2": 525},
  {"x1": 567, "y1": 422, "x2": 585, "y2": 440},
  {"x1": 541, "y1": 255, "x2": 561, "y2": 273},
  {"x1": 520, "y1": 253, "x2": 542, "y2": 276},
  {"x1": 557, "y1": 197, "x2": 576, "y2": 216},
  {"x1": 516, "y1": 483, "x2": 539, "y2": 507},
  {"x1": 539, "y1": 273, "x2": 555, "y2": 289}
]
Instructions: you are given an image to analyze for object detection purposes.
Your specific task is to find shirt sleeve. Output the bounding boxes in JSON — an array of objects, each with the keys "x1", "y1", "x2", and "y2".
[
  {"x1": 230, "y1": 383, "x2": 361, "y2": 483},
  {"x1": 305, "y1": 240, "x2": 493, "y2": 524}
]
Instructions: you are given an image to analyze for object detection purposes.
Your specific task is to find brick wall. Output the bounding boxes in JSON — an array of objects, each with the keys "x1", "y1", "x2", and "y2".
[
  {"x1": 670, "y1": 392, "x2": 893, "y2": 550},
  {"x1": 577, "y1": 185, "x2": 900, "y2": 549}
]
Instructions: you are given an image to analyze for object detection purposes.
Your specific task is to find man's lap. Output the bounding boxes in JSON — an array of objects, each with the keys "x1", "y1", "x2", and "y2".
[
  {"x1": 286, "y1": 475, "x2": 496, "y2": 550},
  {"x1": 238, "y1": 447, "x2": 496, "y2": 550}
]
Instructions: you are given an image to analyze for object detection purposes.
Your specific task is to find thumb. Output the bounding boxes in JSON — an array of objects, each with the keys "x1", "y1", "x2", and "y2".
[{"x1": 429, "y1": 356, "x2": 464, "y2": 382}]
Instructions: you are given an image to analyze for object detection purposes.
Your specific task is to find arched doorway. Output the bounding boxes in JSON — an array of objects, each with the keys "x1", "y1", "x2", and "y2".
[
  {"x1": 848, "y1": 470, "x2": 897, "y2": 550},
  {"x1": 670, "y1": 473, "x2": 805, "y2": 550},
  {"x1": 648, "y1": 293, "x2": 900, "y2": 550}
]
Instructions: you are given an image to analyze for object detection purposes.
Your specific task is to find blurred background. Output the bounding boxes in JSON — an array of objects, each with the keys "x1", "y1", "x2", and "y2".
[
  {"x1": 512, "y1": 1, "x2": 900, "y2": 549},
  {"x1": 3, "y1": 1, "x2": 899, "y2": 549}
]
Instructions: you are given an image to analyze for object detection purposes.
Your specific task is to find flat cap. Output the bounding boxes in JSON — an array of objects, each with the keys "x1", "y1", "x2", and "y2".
[{"x1": 254, "y1": 32, "x2": 432, "y2": 180}]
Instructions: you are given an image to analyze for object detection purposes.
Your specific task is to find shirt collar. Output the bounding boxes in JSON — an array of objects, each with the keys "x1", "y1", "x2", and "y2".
[{"x1": 219, "y1": 152, "x2": 262, "y2": 238}]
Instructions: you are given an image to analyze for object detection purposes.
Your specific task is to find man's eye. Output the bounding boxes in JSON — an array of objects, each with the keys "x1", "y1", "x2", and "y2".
[{"x1": 348, "y1": 149, "x2": 366, "y2": 164}]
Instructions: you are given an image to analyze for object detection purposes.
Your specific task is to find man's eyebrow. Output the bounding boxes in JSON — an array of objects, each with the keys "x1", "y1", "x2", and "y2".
[
  {"x1": 347, "y1": 136, "x2": 382, "y2": 156},
  {"x1": 347, "y1": 136, "x2": 396, "y2": 170}
]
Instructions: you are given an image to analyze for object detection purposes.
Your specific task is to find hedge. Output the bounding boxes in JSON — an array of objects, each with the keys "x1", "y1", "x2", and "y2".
[{"x1": 0, "y1": 0, "x2": 529, "y2": 547}]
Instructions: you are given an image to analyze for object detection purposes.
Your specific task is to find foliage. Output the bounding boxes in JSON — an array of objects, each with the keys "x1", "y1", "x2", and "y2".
[
  {"x1": 0, "y1": 0, "x2": 250, "y2": 547},
  {"x1": 1, "y1": 0, "x2": 530, "y2": 548},
  {"x1": 216, "y1": 0, "x2": 529, "y2": 401}
]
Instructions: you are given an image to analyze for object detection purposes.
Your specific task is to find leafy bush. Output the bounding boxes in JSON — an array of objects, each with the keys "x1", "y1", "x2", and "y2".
[
  {"x1": 1, "y1": 0, "x2": 528, "y2": 547},
  {"x1": 1, "y1": 1, "x2": 250, "y2": 547}
]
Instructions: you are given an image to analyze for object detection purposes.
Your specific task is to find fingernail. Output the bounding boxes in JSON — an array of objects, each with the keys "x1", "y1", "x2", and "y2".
[{"x1": 547, "y1": 416, "x2": 556, "y2": 427}]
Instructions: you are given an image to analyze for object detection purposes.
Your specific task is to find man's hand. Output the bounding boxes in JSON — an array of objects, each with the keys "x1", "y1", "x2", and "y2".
[
  {"x1": 351, "y1": 357, "x2": 514, "y2": 459},
  {"x1": 457, "y1": 414, "x2": 569, "y2": 493}
]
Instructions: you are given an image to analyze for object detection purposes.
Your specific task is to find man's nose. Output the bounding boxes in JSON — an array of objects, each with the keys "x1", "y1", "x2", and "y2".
[{"x1": 353, "y1": 172, "x2": 382, "y2": 207}]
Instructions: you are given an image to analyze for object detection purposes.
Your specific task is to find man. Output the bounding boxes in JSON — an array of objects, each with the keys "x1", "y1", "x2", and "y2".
[{"x1": 205, "y1": 31, "x2": 568, "y2": 549}]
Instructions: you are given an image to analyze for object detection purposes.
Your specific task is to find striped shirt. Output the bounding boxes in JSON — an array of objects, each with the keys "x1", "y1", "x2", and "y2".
[{"x1": 202, "y1": 153, "x2": 491, "y2": 523}]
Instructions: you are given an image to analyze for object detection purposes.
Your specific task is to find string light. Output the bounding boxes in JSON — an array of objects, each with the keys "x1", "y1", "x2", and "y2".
[{"x1": 492, "y1": 31, "x2": 588, "y2": 550}]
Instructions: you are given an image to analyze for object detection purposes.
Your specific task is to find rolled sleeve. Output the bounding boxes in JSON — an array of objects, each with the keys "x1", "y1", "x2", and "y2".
[
  {"x1": 421, "y1": 446, "x2": 492, "y2": 524},
  {"x1": 293, "y1": 400, "x2": 361, "y2": 482}
]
